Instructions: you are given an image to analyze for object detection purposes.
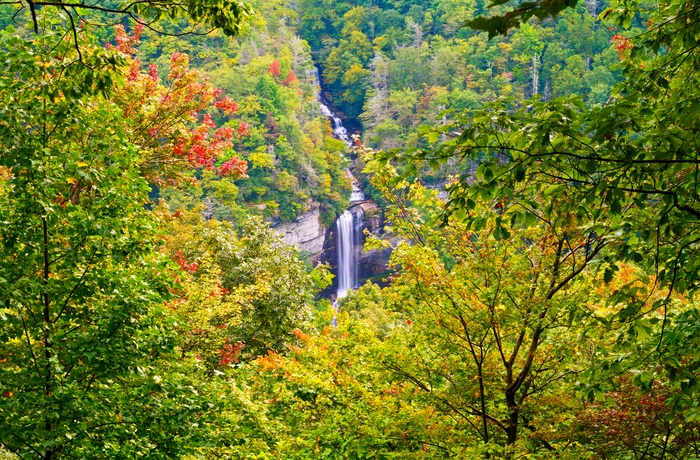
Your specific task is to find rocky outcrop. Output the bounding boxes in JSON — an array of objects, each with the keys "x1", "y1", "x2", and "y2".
[
  {"x1": 319, "y1": 199, "x2": 392, "y2": 298},
  {"x1": 270, "y1": 199, "x2": 386, "y2": 271},
  {"x1": 352, "y1": 200, "x2": 392, "y2": 282},
  {"x1": 352, "y1": 201, "x2": 381, "y2": 234},
  {"x1": 358, "y1": 246, "x2": 393, "y2": 281},
  {"x1": 273, "y1": 206, "x2": 326, "y2": 262}
]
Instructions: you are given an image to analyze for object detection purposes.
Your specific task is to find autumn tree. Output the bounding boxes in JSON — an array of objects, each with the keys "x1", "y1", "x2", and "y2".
[
  {"x1": 109, "y1": 25, "x2": 248, "y2": 185},
  {"x1": 362, "y1": 0, "x2": 700, "y2": 447},
  {"x1": 161, "y1": 208, "x2": 326, "y2": 362},
  {"x1": 357, "y1": 153, "x2": 613, "y2": 454},
  {"x1": 205, "y1": 312, "x2": 448, "y2": 459},
  {"x1": 0, "y1": 17, "x2": 246, "y2": 458}
]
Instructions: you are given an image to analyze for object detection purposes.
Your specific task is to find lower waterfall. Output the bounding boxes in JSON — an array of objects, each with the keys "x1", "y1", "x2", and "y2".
[
  {"x1": 335, "y1": 211, "x2": 354, "y2": 299},
  {"x1": 335, "y1": 209, "x2": 363, "y2": 299}
]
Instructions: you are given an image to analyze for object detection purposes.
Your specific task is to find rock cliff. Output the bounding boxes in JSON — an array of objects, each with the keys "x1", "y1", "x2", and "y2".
[
  {"x1": 320, "y1": 200, "x2": 392, "y2": 298},
  {"x1": 273, "y1": 206, "x2": 326, "y2": 262}
]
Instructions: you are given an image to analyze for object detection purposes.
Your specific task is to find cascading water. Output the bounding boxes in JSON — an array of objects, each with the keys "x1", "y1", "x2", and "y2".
[
  {"x1": 320, "y1": 102, "x2": 352, "y2": 145},
  {"x1": 311, "y1": 67, "x2": 366, "y2": 300},
  {"x1": 335, "y1": 208, "x2": 364, "y2": 300},
  {"x1": 350, "y1": 184, "x2": 365, "y2": 202},
  {"x1": 336, "y1": 211, "x2": 355, "y2": 299}
]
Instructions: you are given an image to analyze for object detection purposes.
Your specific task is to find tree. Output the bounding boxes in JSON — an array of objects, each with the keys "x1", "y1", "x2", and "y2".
[
  {"x1": 358, "y1": 148, "x2": 700, "y2": 456},
  {"x1": 211, "y1": 312, "x2": 446, "y2": 459},
  {"x1": 162, "y1": 209, "x2": 325, "y2": 360},
  {"x1": 322, "y1": 29, "x2": 372, "y2": 117},
  {"x1": 0, "y1": 20, "x2": 243, "y2": 458},
  {"x1": 359, "y1": 154, "x2": 617, "y2": 454},
  {"x1": 384, "y1": 0, "x2": 700, "y2": 424},
  {"x1": 109, "y1": 28, "x2": 248, "y2": 185}
]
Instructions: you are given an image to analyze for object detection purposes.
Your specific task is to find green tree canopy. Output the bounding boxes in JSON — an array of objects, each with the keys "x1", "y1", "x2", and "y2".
[{"x1": 0, "y1": 16, "x2": 248, "y2": 458}]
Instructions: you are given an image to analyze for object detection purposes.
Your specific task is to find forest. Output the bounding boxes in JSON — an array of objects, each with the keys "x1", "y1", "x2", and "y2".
[{"x1": 0, "y1": 0, "x2": 699, "y2": 458}]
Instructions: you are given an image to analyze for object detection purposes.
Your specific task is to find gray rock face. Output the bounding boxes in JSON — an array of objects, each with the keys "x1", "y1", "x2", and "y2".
[
  {"x1": 352, "y1": 201, "x2": 381, "y2": 234},
  {"x1": 273, "y1": 207, "x2": 326, "y2": 262},
  {"x1": 352, "y1": 201, "x2": 392, "y2": 282},
  {"x1": 319, "y1": 199, "x2": 393, "y2": 298},
  {"x1": 272, "y1": 198, "x2": 393, "y2": 299}
]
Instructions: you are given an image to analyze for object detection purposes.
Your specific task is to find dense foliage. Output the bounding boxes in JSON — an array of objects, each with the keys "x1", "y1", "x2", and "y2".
[
  {"x1": 296, "y1": 0, "x2": 618, "y2": 155},
  {"x1": 2, "y1": 0, "x2": 700, "y2": 458},
  {"x1": 0, "y1": 7, "x2": 323, "y2": 458},
  {"x1": 0, "y1": 20, "x2": 213, "y2": 458},
  {"x1": 138, "y1": 0, "x2": 352, "y2": 225}
]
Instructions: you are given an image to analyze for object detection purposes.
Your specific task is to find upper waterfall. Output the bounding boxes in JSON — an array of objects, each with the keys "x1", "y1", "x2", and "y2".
[
  {"x1": 350, "y1": 184, "x2": 365, "y2": 202},
  {"x1": 320, "y1": 103, "x2": 352, "y2": 146}
]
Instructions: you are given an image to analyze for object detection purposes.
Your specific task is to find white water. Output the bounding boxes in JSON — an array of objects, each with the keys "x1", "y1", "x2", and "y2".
[
  {"x1": 320, "y1": 103, "x2": 352, "y2": 146},
  {"x1": 312, "y1": 65, "x2": 352, "y2": 146},
  {"x1": 335, "y1": 209, "x2": 364, "y2": 299},
  {"x1": 350, "y1": 184, "x2": 365, "y2": 202},
  {"x1": 320, "y1": 103, "x2": 332, "y2": 117},
  {"x1": 307, "y1": 67, "x2": 321, "y2": 87},
  {"x1": 336, "y1": 210, "x2": 356, "y2": 299},
  {"x1": 312, "y1": 67, "x2": 365, "y2": 300}
]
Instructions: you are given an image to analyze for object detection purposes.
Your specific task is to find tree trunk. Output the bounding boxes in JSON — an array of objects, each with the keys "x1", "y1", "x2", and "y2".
[{"x1": 505, "y1": 389, "x2": 519, "y2": 445}]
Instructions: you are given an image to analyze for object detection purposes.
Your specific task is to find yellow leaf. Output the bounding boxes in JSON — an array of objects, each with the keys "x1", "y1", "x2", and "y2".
[
  {"x1": 77, "y1": 161, "x2": 88, "y2": 167},
  {"x1": 66, "y1": 177, "x2": 77, "y2": 185}
]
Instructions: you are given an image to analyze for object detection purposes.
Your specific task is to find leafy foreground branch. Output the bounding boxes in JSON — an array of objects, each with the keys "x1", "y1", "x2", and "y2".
[
  {"x1": 366, "y1": 0, "x2": 700, "y2": 455},
  {"x1": 2, "y1": 0, "x2": 252, "y2": 36}
]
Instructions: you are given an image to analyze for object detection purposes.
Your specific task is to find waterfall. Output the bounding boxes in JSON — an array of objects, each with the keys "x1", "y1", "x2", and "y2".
[
  {"x1": 310, "y1": 66, "x2": 353, "y2": 146},
  {"x1": 320, "y1": 103, "x2": 352, "y2": 145},
  {"x1": 353, "y1": 209, "x2": 364, "y2": 287},
  {"x1": 336, "y1": 211, "x2": 355, "y2": 299},
  {"x1": 307, "y1": 67, "x2": 321, "y2": 87},
  {"x1": 336, "y1": 209, "x2": 364, "y2": 299},
  {"x1": 313, "y1": 67, "x2": 366, "y2": 300},
  {"x1": 350, "y1": 183, "x2": 365, "y2": 202}
]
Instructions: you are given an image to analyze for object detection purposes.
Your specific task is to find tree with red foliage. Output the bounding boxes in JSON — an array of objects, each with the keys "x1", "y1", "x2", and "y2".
[
  {"x1": 109, "y1": 27, "x2": 248, "y2": 185},
  {"x1": 0, "y1": 19, "x2": 246, "y2": 457},
  {"x1": 268, "y1": 59, "x2": 281, "y2": 77},
  {"x1": 574, "y1": 379, "x2": 700, "y2": 459},
  {"x1": 282, "y1": 70, "x2": 298, "y2": 86}
]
